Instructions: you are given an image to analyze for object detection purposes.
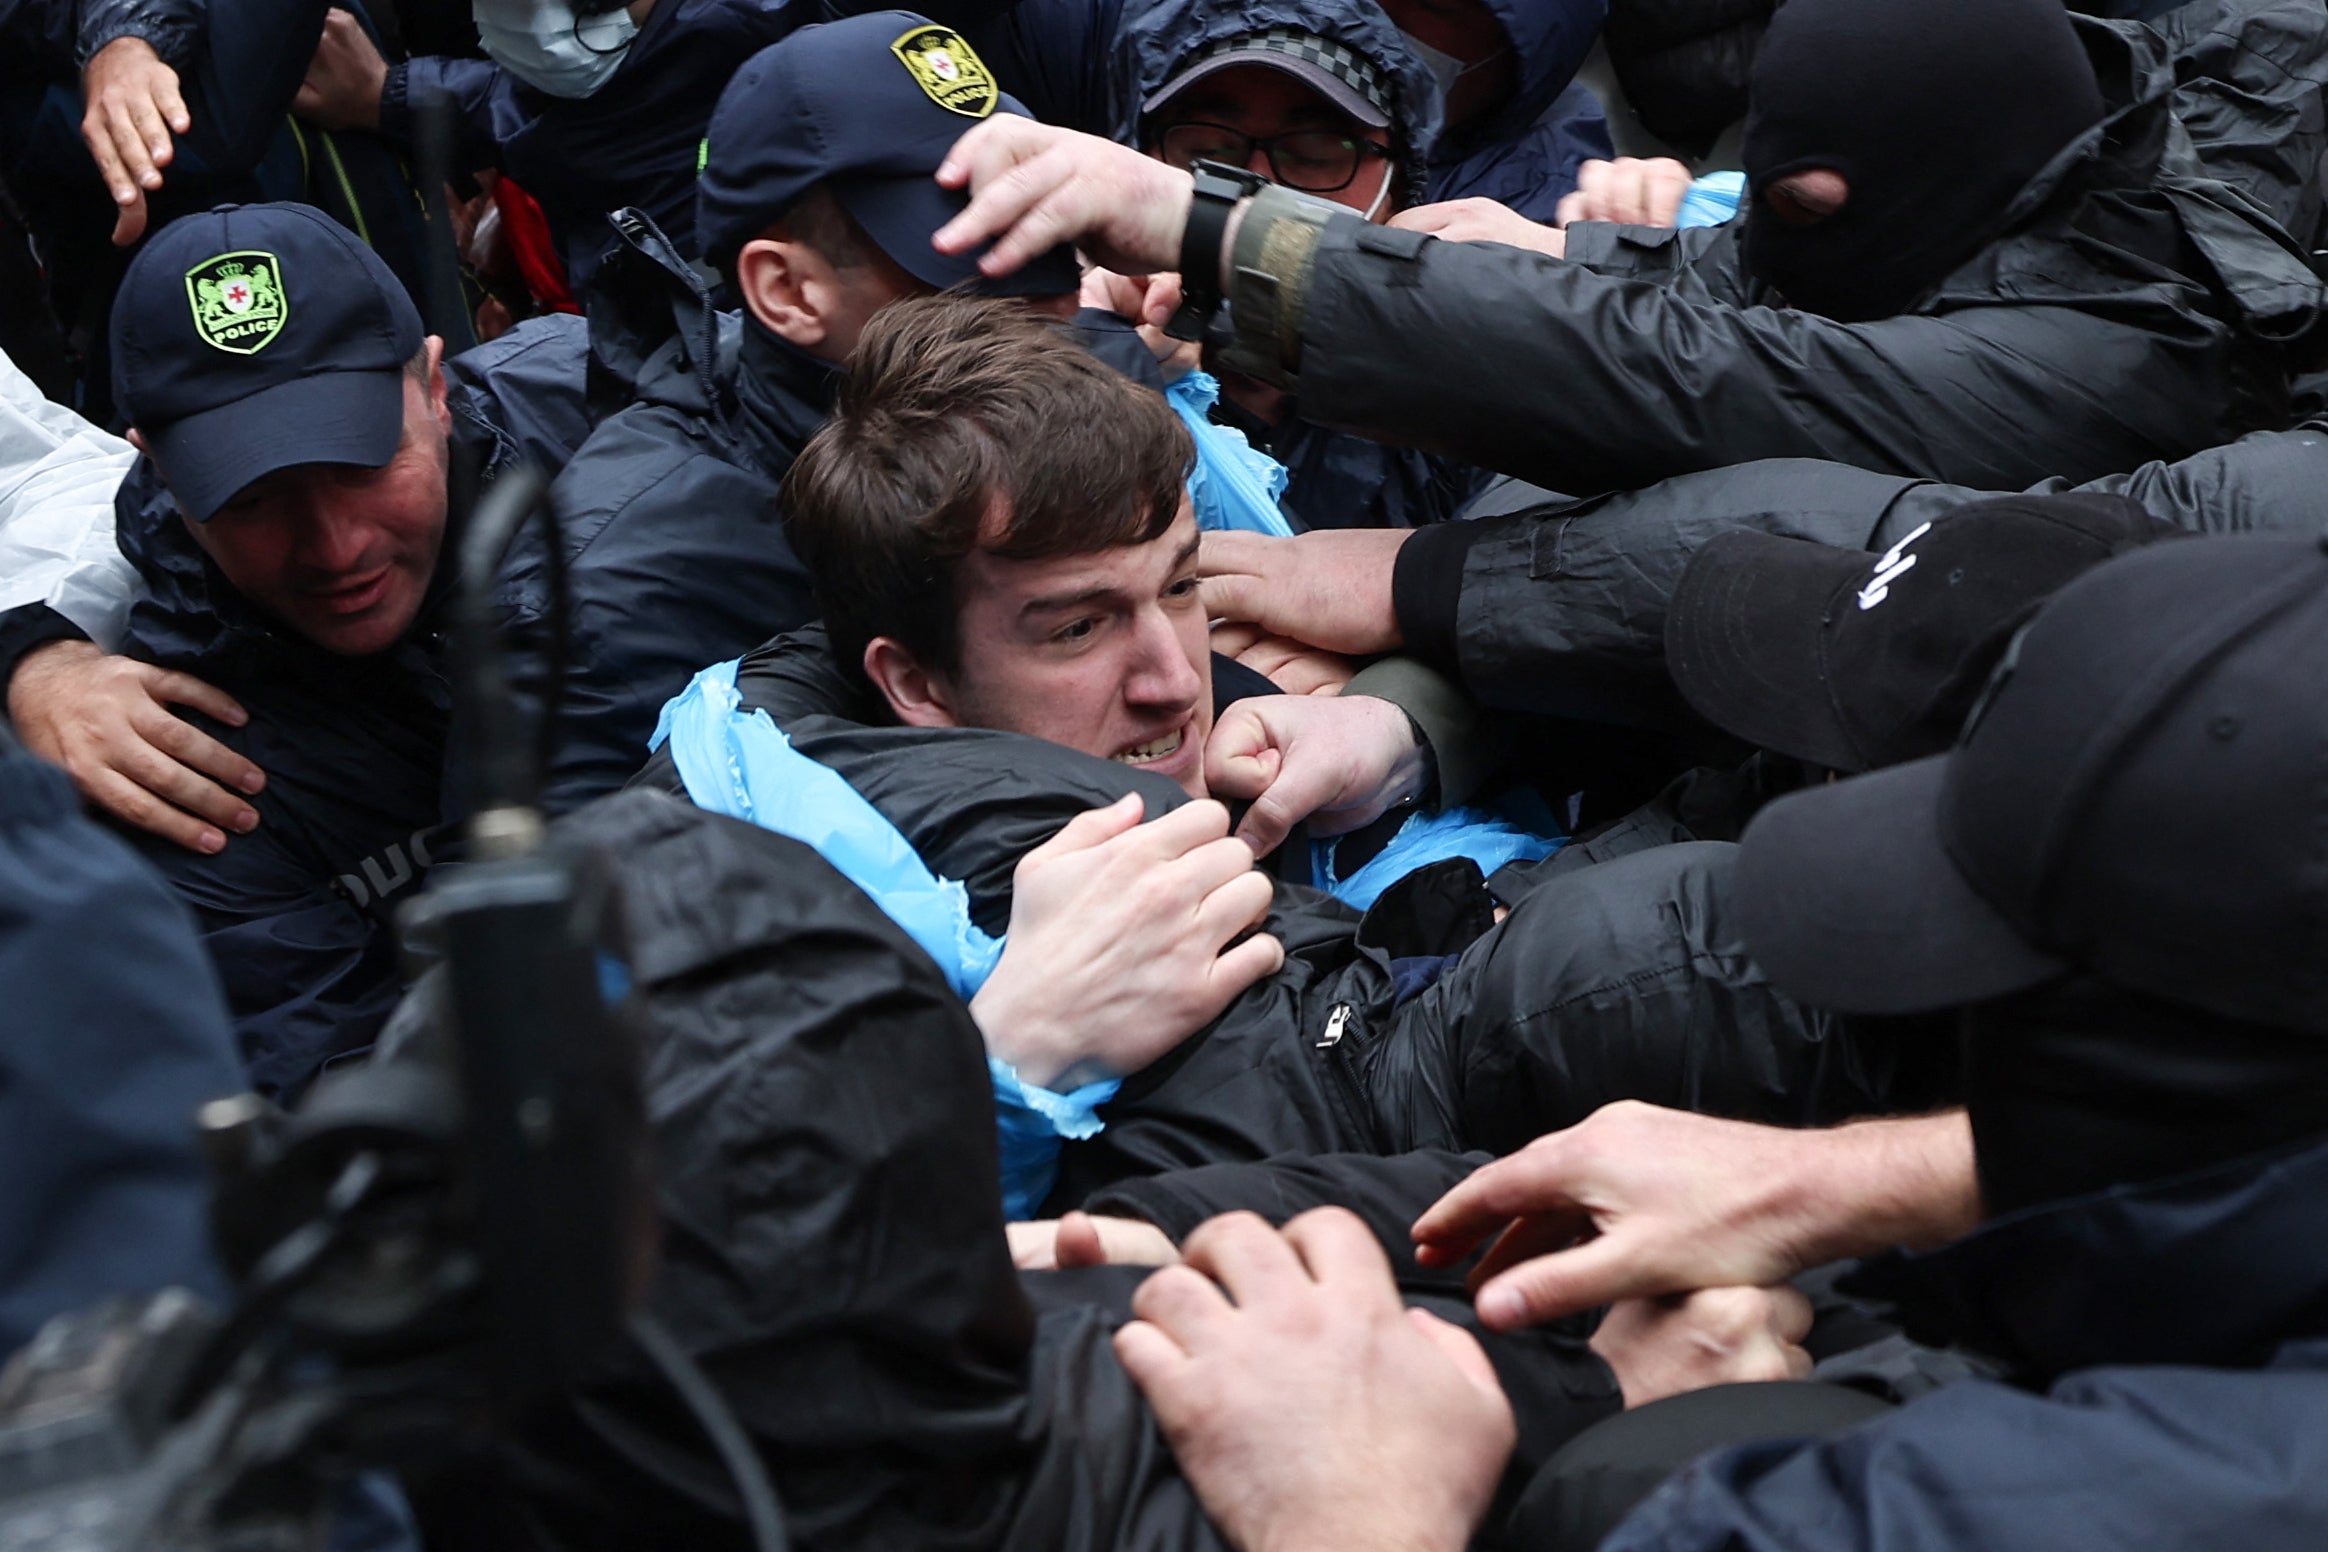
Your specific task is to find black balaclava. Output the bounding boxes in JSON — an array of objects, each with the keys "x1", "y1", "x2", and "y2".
[
  {"x1": 1741, "y1": 0, "x2": 2107, "y2": 322},
  {"x1": 1965, "y1": 975, "x2": 2328, "y2": 1218}
]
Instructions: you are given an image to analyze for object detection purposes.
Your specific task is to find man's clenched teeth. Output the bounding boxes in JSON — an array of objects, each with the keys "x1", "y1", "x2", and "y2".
[{"x1": 1112, "y1": 728, "x2": 1186, "y2": 765}]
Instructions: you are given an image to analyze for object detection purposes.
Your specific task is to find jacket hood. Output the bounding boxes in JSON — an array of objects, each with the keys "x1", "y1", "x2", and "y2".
[
  {"x1": 1114, "y1": 0, "x2": 1446, "y2": 206},
  {"x1": 1843, "y1": 1131, "x2": 2328, "y2": 1384},
  {"x1": 536, "y1": 789, "x2": 1043, "y2": 1549},
  {"x1": 1458, "y1": 0, "x2": 1606, "y2": 154}
]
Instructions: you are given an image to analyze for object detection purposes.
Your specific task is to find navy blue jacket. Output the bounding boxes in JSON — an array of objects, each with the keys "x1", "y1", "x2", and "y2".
[
  {"x1": 0, "y1": 733, "x2": 238, "y2": 1357},
  {"x1": 1422, "y1": 0, "x2": 1611, "y2": 222},
  {"x1": 1607, "y1": 1135, "x2": 2328, "y2": 1552},
  {"x1": 106, "y1": 313, "x2": 594, "y2": 1100},
  {"x1": 487, "y1": 211, "x2": 825, "y2": 817},
  {"x1": 381, "y1": 0, "x2": 808, "y2": 288}
]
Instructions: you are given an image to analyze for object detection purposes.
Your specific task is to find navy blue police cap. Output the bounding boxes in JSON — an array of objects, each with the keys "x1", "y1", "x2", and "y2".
[
  {"x1": 697, "y1": 12, "x2": 1081, "y2": 296},
  {"x1": 110, "y1": 203, "x2": 423, "y2": 524}
]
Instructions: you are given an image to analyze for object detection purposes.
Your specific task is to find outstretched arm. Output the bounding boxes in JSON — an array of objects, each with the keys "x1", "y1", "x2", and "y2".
[{"x1": 1412, "y1": 1102, "x2": 1980, "y2": 1330}]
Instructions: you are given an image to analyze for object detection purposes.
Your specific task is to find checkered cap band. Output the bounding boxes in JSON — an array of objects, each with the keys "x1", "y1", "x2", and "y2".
[{"x1": 1189, "y1": 27, "x2": 1396, "y2": 126}]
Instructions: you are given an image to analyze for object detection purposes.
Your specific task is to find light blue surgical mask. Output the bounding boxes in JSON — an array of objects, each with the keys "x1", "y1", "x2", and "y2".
[{"x1": 474, "y1": 0, "x2": 639, "y2": 99}]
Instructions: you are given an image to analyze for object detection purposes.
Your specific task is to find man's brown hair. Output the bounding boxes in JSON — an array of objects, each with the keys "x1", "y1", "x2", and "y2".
[{"x1": 782, "y1": 292, "x2": 1194, "y2": 681}]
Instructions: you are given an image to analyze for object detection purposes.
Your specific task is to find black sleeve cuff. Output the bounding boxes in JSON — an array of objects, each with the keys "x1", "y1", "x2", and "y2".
[
  {"x1": 1392, "y1": 516, "x2": 1490, "y2": 678},
  {"x1": 0, "y1": 605, "x2": 93, "y2": 707}
]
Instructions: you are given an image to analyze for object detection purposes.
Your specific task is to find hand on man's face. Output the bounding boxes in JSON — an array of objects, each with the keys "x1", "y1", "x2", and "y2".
[
  {"x1": 1197, "y1": 528, "x2": 1409, "y2": 657},
  {"x1": 1208, "y1": 621, "x2": 1356, "y2": 696},
  {"x1": 1205, "y1": 693, "x2": 1427, "y2": 857},
  {"x1": 1115, "y1": 1209, "x2": 1515, "y2": 1552}
]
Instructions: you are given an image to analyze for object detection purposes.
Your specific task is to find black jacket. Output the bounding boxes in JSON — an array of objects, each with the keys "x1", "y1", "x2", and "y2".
[
  {"x1": 424, "y1": 790, "x2": 1634, "y2": 1552},
  {"x1": 630, "y1": 631, "x2": 1947, "y2": 1206},
  {"x1": 1389, "y1": 419, "x2": 2328, "y2": 726},
  {"x1": 1604, "y1": 1133, "x2": 2328, "y2": 1552},
  {"x1": 1223, "y1": 4, "x2": 2327, "y2": 496},
  {"x1": 481, "y1": 212, "x2": 824, "y2": 819}
]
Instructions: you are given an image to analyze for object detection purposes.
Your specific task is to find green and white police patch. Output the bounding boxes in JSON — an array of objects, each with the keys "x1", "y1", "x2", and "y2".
[{"x1": 185, "y1": 251, "x2": 288, "y2": 355}]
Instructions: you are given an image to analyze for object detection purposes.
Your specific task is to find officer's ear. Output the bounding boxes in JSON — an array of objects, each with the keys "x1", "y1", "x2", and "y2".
[
  {"x1": 735, "y1": 235, "x2": 843, "y2": 355},
  {"x1": 862, "y1": 636, "x2": 961, "y2": 730}
]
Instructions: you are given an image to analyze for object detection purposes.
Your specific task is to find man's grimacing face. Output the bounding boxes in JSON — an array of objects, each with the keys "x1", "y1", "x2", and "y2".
[
  {"x1": 897, "y1": 497, "x2": 1214, "y2": 800},
  {"x1": 173, "y1": 358, "x2": 452, "y2": 658}
]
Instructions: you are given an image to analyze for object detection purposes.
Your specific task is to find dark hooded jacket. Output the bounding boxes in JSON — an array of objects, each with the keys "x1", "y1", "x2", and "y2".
[
  {"x1": 1216, "y1": 3, "x2": 2327, "y2": 497},
  {"x1": 479, "y1": 209, "x2": 823, "y2": 821},
  {"x1": 1418, "y1": 0, "x2": 1613, "y2": 223},
  {"x1": 439, "y1": 789, "x2": 1644, "y2": 1552},
  {"x1": 1602, "y1": 1133, "x2": 2328, "y2": 1552},
  {"x1": 381, "y1": 0, "x2": 806, "y2": 287}
]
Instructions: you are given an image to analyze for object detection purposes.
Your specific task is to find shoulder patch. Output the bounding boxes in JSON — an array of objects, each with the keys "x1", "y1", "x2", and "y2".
[
  {"x1": 186, "y1": 251, "x2": 289, "y2": 355},
  {"x1": 890, "y1": 26, "x2": 997, "y2": 119}
]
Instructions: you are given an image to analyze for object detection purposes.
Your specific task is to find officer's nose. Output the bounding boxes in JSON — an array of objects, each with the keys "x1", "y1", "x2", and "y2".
[
  {"x1": 1244, "y1": 146, "x2": 1277, "y2": 184},
  {"x1": 294, "y1": 485, "x2": 379, "y2": 575}
]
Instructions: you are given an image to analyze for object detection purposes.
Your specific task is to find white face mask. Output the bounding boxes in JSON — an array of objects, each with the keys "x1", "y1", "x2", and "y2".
[
  {"x1": 474, "y1": 0, "x2": 639, "y2": 99},
  {"x1": 1402, "y1": 32, "x2": 1507, "y2": 109}
]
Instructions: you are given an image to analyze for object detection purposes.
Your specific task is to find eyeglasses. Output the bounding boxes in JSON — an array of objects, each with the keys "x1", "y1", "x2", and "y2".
[{"x1": 1154, "y1": 122, "x2": 1392, "y2": 194}]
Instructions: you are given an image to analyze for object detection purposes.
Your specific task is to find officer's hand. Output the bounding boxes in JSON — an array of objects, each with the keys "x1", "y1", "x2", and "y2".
[
  {"x1": 1206, "y1": 694, "x2": 1426, "y2": 858},
  {"x1": 9, "y1": 640, "x2": 264, "y2": 854},
  {"x1": 1008, "y1": 1211, "x2": 1182, "y2": 1271},
  {"x1": 81, "y1": 36, "x2": 189, "y2": 247},
  {"x1": 936, "y1": 117, "x2": 1191, "y2": 280},
  {"x1": 1590, "y1": 1285, "x2": 1814, "y2": 1408},
  {"x1": 1208, "y1": 622, "x2": 1356, "y2": 696},
  {"x1": 1199, "y1": 528, "x2": 1410, "y2": 656},
  {"x1": 970, "y1": 794, "x2": 1282, "y2": 1088},
  {"x1": 1411, "y1": 1103, "x2": 1981, "y2": 1331},
  {"x1": 1082, "y1": 267, "x2": 1202, "y2": 380},
  {"x1": 1554, "y1": 157, "x2": 1695, "y2": 229},
  {"x1": 1391, "y1": 198, "x2": 1566, "y2": 257},
  {"x1": 292, "y1": 8, "x2": 387, "y2": 132},
  {"x1": 1116, "y1": 1210, "x2": 1514, "y2": 1552}
]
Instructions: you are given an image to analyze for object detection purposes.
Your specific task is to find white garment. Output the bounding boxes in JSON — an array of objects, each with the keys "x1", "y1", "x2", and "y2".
[{"x1": 0, "y1": 351, "x2": 140, "y2": 650}]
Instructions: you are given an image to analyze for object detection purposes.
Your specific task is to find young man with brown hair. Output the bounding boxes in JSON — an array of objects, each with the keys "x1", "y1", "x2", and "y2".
[{"x1": 650, "y1": 292, "x2": 1932, "y2": 1232}]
